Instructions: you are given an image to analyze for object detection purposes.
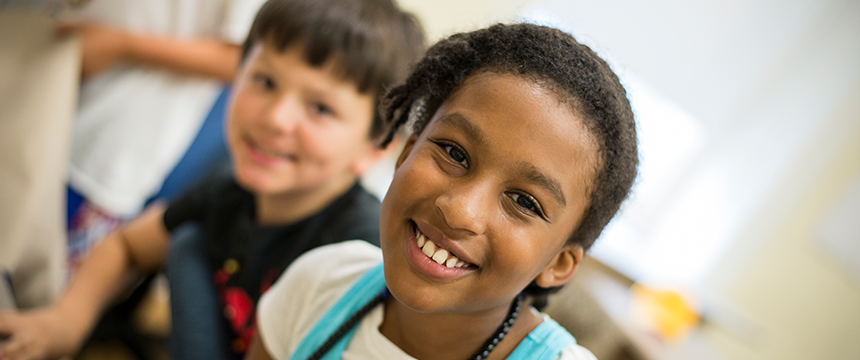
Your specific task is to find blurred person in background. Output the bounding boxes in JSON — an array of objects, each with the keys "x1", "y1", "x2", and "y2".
[
  {"x1": 0, "y1": 0, "x2": 426, "y2": 359},
  {"x1": 60, "y1": 0, "x2": 265, "y2": 273}
]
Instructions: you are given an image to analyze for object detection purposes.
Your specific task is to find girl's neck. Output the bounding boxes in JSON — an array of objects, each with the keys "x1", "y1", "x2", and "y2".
[
  {"x1": 254, "y1": 174, "x2": 356, "y2": 226},
  {"x1": 379, "y1": 297, "x2": 544, "y2": 360}
]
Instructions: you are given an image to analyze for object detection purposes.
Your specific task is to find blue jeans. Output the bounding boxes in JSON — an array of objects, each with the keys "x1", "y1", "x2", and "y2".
[
  {"x1": 166, "y1": 224, "x2": 231, "y2": 360},
  {"x1": 163, "y1": 88, "x2": 233, "y2": 359}
]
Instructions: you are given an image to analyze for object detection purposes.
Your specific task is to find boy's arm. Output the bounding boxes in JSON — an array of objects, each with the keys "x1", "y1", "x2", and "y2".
[
  {"x1": 0, "y1": 204, "x2": 171, "y2": 360},
  {"x1": 245, "y1": 334, "x2": 275, "y2": 360},
  {"x1": 57, "y1": 23, "x2": 240, "y2": 82}
]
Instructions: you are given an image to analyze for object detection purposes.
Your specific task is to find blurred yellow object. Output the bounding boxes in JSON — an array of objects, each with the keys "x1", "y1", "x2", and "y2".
[
  {"x1": 224, "y1": 258, "x2": 240, "y2": 274},
  {"x1": 630, "y1": 284, "x2": 700, "y2": 341}
]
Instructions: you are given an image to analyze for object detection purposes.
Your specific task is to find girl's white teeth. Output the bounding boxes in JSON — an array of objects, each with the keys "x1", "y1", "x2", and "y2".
[
  {"x1": 417, "y1": 233, "x2": 426, "y2": 248},
  {"x1": 421, "y1": 240, "x2": 436, "y2": 257},
  {"x1": 415, "y1": 228, "x2": 468, "y2": 268},
  {"x1": 432, "y1": 249, "x2": 449, "y2": 264}
]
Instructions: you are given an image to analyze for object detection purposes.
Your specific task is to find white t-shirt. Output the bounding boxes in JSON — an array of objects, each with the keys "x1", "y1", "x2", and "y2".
[
  {"x1": 65, "y1": 0, "x2": 265, "y2": 215},
  {"x1": 257, "y1": 241, "x2": 598, "y2": 360}
]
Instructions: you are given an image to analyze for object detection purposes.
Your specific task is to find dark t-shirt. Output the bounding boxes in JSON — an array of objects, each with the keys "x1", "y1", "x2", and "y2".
[{"x1": 162, "y1": 168, "x2": 381, "y2": 353}]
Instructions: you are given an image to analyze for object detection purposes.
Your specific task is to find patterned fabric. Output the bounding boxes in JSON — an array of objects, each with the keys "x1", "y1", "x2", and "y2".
[{"x1": 66, "y1": 198, "x2": 127, "y2": 277}]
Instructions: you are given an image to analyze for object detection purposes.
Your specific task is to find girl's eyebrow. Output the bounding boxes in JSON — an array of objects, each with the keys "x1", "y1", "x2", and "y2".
[
  {"x1": 515, "y1": 162, "x2": 567, "y2": 207},
  {"x1": 438, "y1": 113, "x2": 486, "y2": 146}
]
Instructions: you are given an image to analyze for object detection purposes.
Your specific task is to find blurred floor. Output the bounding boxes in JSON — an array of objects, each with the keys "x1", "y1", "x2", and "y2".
[
  {"x1": 545, "y1": 257, "x2": 645, "y2": 360},
  {"x1": 75, "y1": 275, "x2": 171, "y2": 360}
]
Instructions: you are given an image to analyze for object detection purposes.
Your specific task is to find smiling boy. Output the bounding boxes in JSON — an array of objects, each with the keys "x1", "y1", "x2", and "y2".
[{"x1": 0, "y1": 0, "x2": 425, "y2": 359}]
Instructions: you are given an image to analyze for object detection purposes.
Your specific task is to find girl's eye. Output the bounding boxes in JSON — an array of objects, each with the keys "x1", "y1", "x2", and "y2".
[
  {"x1": 443, "y1": 144, "x2": 469, "y2": 167},
  {"x1": 251, "y1": 73, "x2": 276, "y2": 91},
  {"x1": 509, "y1": 192, "x2": 545, "y2": 218}
]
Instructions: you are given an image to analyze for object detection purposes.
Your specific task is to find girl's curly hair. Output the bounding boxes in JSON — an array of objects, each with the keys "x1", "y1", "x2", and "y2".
[{"x1": 378, "y1": 23, "x2": 638, "y2": 309}]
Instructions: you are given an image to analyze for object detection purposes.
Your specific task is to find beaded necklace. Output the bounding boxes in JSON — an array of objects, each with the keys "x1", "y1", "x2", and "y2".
[{"x1": 307, "y1": 289, "x2": 523, "y2": 360}]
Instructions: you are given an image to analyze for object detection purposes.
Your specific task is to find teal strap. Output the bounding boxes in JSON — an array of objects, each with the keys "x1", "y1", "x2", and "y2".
[
  {"x1": 506, "y1": 318, "x2": 576, "y2": 360},
  {"x1": 288, "y1": 263, "x2": 386, "y2": 360},
  {"x1": 289, "y1": 262, "x2": 574, "y2": 360}
]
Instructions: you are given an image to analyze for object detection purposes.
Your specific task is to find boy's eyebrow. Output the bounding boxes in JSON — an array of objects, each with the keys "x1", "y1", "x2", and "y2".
[
  {"x1": 516, "y1": 163, "x2": 567, "y2": 207},
  {"x1": 438, "y1": 113, "x2": 486, "y2": 146}
]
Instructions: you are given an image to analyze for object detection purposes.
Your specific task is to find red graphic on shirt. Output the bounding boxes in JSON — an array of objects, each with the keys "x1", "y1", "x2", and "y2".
[{"x1": 214, "y1": 268, "x2": 256, "y2": 354}]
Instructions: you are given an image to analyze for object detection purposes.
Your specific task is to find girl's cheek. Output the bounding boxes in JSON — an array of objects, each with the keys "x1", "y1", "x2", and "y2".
[{"x1": 414, "y1": 157, "x2": 446, "y2": 190}]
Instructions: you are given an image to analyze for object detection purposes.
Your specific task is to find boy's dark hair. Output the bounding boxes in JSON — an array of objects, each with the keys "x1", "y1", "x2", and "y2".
[
  {"x1": 241, "y1": 0, "x2": 426, "y2": 143},
  {"x1": 379, "y1": 23, "x2": 638, "y2": 309}
]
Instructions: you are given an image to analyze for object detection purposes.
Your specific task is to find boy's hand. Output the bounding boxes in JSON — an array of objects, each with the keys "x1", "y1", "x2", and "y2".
[
  {"x1": 0, "y1": 309, "x2": 78, "y2": 360},
  {"x1": 56, "y1": 22, "x2": 131, "y2": 80}
]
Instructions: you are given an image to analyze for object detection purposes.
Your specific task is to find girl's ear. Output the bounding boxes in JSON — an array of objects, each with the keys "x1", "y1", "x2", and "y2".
[
  {"x1": 535, "y1": 244, "x2": 584, "y2": 288},
  {"x1": 394, "y1": 135, "x2": 418, "y2": 170}
]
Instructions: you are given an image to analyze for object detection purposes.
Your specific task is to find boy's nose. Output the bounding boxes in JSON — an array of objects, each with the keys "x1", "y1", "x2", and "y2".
[
  {"x1": 265, "y1": 95, "x2": 302, "y2": 134},
  {"x1": 435, "y1": 182, "x2": 489, "y2": 236}
]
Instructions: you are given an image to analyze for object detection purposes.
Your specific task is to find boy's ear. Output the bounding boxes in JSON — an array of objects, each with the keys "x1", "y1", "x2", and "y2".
[
  {"x1": 535, "y1": 244, "x2": 584, "y2": 288},
  {"x1": 394, "y1": 135, "x2": 418, "y2": 170},
  {"x1": 349, "y1": 142, "x2": 389, "y2": 176}
]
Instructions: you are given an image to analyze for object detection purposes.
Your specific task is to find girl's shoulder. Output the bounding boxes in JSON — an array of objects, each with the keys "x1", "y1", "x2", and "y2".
[
  {"x1": 284, "y1": 240, "x2": 383, "y2": 286},
  {"x1": 535, "y1": 313, "x2": 598, "y2": 360},
  {"x1": 256, "y1": 241, "x2": 382, "y2": 358},
  {"x1": 557, "y1": 343, "x2": 599, "y2": 360},
  {"x1": 261, "y1": 240, "x2": 382, "y2": 309}
]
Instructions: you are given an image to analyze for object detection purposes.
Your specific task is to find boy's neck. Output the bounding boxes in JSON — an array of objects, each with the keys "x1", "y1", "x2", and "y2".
[
  {"x1": 379, "y1": 297, "x2": 544, "y2": 360},
  {"x1": 254, "y1": 173, "x2": 357, "y2": 226}
]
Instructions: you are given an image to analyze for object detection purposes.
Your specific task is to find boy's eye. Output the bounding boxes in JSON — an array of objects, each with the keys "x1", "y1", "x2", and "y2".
[
  {"x1": 442, "y1": 144, "x2": 469, "y2": 167},
  {"x1": 251, "y1": 73, "x2": 276, "y2": 91},
  {"x1": 312, "y1": 102, "x2": 334, "y2": 117},
  {"x1": 509, "y1": 192, "x2": 545, "y2": 218}
]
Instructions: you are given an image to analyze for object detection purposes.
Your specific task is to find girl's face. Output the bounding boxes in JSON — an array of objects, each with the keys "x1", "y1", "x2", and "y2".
[{"x1": 380, "y1": 72, "x2": 599, "y2": 314}]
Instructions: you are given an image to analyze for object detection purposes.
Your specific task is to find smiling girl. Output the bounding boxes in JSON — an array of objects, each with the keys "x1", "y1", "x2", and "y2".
[{"x1": 248, "y1": 23, "x2": 638, "y2": 360}]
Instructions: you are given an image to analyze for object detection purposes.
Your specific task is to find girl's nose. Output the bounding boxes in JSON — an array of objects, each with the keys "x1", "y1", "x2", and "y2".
[{"x1": 435, "y1": 182, "x2": 489, "y2": 236}]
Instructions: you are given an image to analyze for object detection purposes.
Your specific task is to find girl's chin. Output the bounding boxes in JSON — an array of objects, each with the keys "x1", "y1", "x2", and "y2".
[{"x1": 385, "y1": 278, "x2": 452, "y2": 313}]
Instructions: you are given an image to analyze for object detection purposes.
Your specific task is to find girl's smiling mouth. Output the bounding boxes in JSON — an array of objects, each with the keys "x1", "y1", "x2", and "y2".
[{"x1": 407, "y1": 220, "x2": 478, "y2": 280}]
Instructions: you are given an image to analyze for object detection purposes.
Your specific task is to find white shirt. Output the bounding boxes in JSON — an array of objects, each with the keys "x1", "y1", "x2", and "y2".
[
  {"x1": 257, "y1": 241, "x2": 598, "y2": 360},
  {"x1": 65, "y1": 0, "x2": 265, "y2": 215}
]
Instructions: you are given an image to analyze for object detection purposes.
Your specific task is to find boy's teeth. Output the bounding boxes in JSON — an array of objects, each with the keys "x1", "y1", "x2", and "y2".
[
  {"x1": 445, "y1": 257, "x2": 458, "y2": 268},
  {"x1": 422, "y1": 240, "x2": 436, "y2": 257},
  {"x1": 432, "y1": 249, "x2": 449, "y2": 265},
  {"x1": 257, "y1": 146, "x2": 278, "y2": 157},
  {"x1": 417, "y1": 233, "x2": 425, "y2": 248}
]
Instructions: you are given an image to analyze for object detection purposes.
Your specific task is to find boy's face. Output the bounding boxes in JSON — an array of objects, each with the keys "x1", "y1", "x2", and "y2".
[
  {"x1": 380, "y1": 72, "x2": 598, "y2": 314},
  {"x1": 226, "y1": 42, "x2": 378, "y2": 196}
]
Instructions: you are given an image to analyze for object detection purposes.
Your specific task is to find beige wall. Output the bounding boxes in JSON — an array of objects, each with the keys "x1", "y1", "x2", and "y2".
[
  {"x1": 397, "y1": 0, "x2": 536, "y2": 42},
  {"x1": 703, "y1": 84, "x2": 860, "y2": 359}
]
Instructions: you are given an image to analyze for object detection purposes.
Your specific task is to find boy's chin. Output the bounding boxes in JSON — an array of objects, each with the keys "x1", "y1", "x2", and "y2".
[{"x1": 233, "y1": 168, "x2": 290, "y2": 194}]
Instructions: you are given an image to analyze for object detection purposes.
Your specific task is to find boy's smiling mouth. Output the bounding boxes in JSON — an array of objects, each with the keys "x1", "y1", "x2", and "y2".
[
  {"x1": 245, "y1": 136, "x2": 298, "y2": 163},
  {"x1": 411, "y1": 221, "x2": 477, "y2": 270}
]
